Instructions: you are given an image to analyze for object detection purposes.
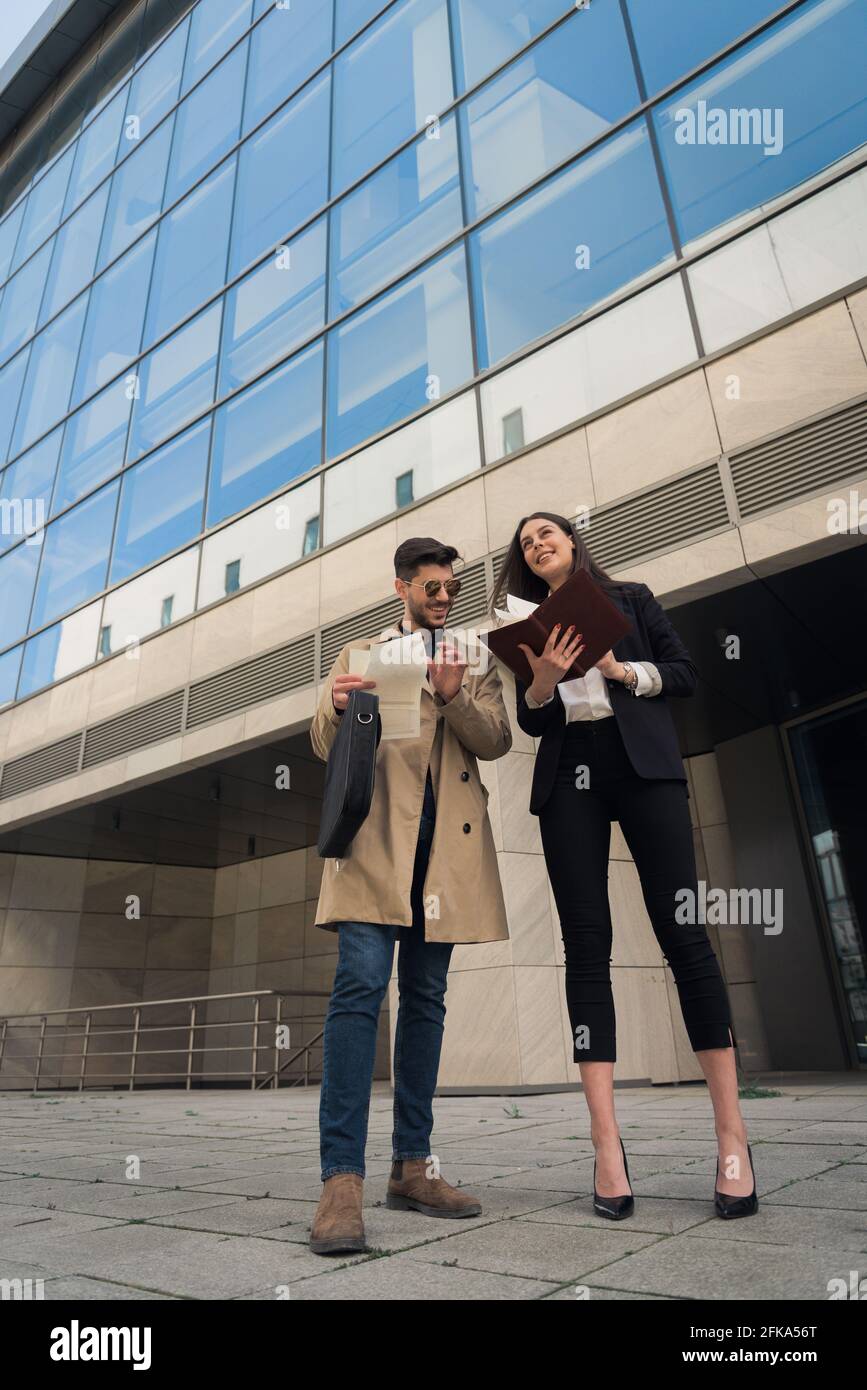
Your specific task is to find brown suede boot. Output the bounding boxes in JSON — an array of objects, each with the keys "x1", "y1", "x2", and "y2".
[
  {"x1": 309, "y1": 1173, "x2": 367, "y2": 1255},
  {"x1": 386, "y1": 1158, "x2": 482, "y2": 1218}
]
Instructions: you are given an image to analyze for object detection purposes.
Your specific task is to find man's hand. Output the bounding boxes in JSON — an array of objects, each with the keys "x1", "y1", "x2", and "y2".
[
  {"x1": 428, "y1": 643, "x2": 468, "y2": 703},
  {"x1": 332, "y1": 672, "x2": 376, "y2": 712}
]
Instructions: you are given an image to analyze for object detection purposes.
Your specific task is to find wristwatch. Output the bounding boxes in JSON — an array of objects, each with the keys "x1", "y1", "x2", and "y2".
[{"x1": 621, "y1": 661, "x2": 639, "y2": 695}]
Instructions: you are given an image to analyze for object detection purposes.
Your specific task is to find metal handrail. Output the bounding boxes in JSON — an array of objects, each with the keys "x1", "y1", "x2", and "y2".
[{"x1": 0, "y1": 990, "x2": 330, "y2": 1092}]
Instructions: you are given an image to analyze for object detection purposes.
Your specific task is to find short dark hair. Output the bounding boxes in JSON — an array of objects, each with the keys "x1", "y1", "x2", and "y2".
[{"x1": 394, "y1": 537, "x2": 460, "y2": 581}]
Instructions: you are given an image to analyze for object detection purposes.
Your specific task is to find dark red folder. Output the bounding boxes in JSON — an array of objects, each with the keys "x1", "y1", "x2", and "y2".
[{"x1": 484, "y1": 570, "x2": 632, "y2": 687}]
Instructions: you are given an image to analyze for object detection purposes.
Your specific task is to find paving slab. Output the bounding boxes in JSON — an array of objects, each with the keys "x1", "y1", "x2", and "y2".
[
  {"x1": 244, "y1": 1252, "x2": 559, "y2": 1300},
  {"x1": 1, "y1": 1222, "x2": 362, "y2": 1298},
  {"x1": 41, "y1": 1276, "x2": 173, "y2": 1299},
  {"x1": 519, "y1": 1196, "x2": 717, "y2": 1236},
  {"x1": 580, "y1": 1233, "x2": 865, "y2": 1300},
  {"x1": 0, "y1": 1176, "x2": 249, "y2": 1220},
  {"x1": 689, "y1": 1204, "x2": 867, "y2": 1252},
  {"x1": 401, "y1": 1216, "x2": 661, "y2": 1283},
  {"x1": 761, "y1": 1174, "x2": 867, "y2": 1210},
  {"x1": 1, "y1": 1079, "x2": 865, "y2": 1300}
]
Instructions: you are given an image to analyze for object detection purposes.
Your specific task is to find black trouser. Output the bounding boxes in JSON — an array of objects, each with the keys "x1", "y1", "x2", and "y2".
[{"x1": 539, "y1": 717, "x2": 734, "y2": 1064}]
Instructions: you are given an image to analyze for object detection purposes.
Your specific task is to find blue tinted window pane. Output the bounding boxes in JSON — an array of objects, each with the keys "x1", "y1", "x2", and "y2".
[
  {"x1": 11, "y1": 293, "x2": 89, "y2": 457},
  {"x1": 19, "y1": 622, "x2": 86, "y2": 698},
  {"x1": 125, "y1": 14, "x2": 188, "y2": 140},
  {"x1": 98, "y1": 117, "x2": 173, "y2": 268},
  {"x1": 335, "y1": 0, "x2": 386, "y2": 47},
  {"x1": 40, "y1": 185, "x2": 110, "y2": 327},
  {"x1": 221, "y1": 218, "x2": 326, "y2": 392},
  {"x1": 462, "y1": 3, "x2": 640, "y2": 218},
  {"x1": 332, "y1": 0, "x2": 452, "y2": 197},
  {"x1": 88, "y1": 1, "x2": 143, "y2": 117},
  {"x1": 73, "y1": 230, "x2": 156, "y2": 402},
  {"x1": 62, "y1": 88, "x2": 127, "y2": 219},
  {"x1": 0, "y1": 428, "x2": 61, "y2": 555},
  {"x1": 0, "y1": 201, "x2": 25, "y2": 283},
  {"x1": 327, "y1": 245, "x2": 472, "y2": 457},
  {"x1": 30, "y1": 481, "x2": 119, "y2": 630},
  {"x1": 208, "y1": 343, "x2": 324, "y2": 525},
  {"x1": 330, "y1": 115, "x2": 462, "y2": 314},
  {"x1": 128, "y1": 302, "x2": 222, "y2": 461},
  {"x1": 332, "y1": 0, "x2": 453, "y2": 194},
  {"x1": 146, "y1": 160, "x2": 235, "y2": 345},
  {"x1": 54, "y1": 382, "x2": 132, "y2": 514},
  {"x1": 243, "y1": 0, "x2": 332, "y2": 135},
  {"x1": 0, "y1": 646, "x2": 20, "y2": 706},
  {"x1": 654, "y1": 0, "x2": 867, "y2": 247},
  {"x1": 183, "y1": 0, "x2": 253, "y2": 94},
  {"x1": 627, "y1": 0, "x2": 785, "y2": 95},
  {"x1": 0, "y1": 541, "x2": 41, "y2": 647},
  {"x1": 470, "y1": 120, "x2": 674, "y2": 367},
  {"x1": 139, "y1": 0, "x2": 196, "y2": 60},
  {"x1": 111, "y1": 419, "x2": 209, "y2": 582},
  {"x1": 453, "y1": 0, "x2": 569, "y2": 92},
  {"x1": 230, "y1": 73, "x2": 330, "y2": 276},
  {"x1": 11, "y1": 147, "x2": 75, "y2": 273},
  {"x1": 0, "y1": 243, "x2": 53, "y2": 364},
  {"x1": 0, "y1": 349, "x2": 29, "y2": 465},
  {"x1": 163, "y1": 42, "x2": 246, "y2": 206}
]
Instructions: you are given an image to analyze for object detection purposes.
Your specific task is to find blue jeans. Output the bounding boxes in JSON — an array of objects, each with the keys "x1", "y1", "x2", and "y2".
[{"x1": 319, "y1": 811, "x2": 454, "y2": 1180}]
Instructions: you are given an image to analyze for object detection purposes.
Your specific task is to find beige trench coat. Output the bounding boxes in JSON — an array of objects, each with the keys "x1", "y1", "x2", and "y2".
[{"x1": 310, "y1": 629, "x2": 512, "y2": 943}]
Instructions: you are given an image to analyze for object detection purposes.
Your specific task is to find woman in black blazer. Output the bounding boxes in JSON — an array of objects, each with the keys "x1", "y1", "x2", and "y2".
[{"x1": 495, "y1": 512, "x2": 756, "y2": 1222}]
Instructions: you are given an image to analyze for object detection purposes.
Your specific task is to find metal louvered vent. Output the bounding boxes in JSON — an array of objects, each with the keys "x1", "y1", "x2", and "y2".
[
  {"x1": 730, "y1": 397, "x2": 867, "y2": 520},
  {"x1": 83, "y1": 690, "x2": 185, "y2": 769},
  {"x1": 320, "y1": 595, "x2": 403, "y2": 676},
  {"x1": 447, "y1": 559, "x2": 488, "y2": 627},
  {"x1": 187, "y1": 635, "x2": 315, "y2": 729},
  {"x1": 588, "y1": 464, "x2": 730, "y2": 572},
  {"x1": 0, "y1": 733, "x2": 82, "y2": 800}
]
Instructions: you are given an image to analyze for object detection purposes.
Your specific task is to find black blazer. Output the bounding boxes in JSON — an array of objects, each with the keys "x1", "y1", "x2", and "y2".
[{"x1": 515, "y1": 582, "x2": 697, "y2": 815}]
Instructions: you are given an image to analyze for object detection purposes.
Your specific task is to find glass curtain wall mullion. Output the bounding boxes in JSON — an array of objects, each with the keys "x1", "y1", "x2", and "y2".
[
  {"x1": 624, "y1": 0, "x2": 808, "y2": 100},
  {"x1": 1, "y1": 0, "x2": 861, "y2": 661},
  {"x1": 617, "y1": 0, "x2": 707, "y2": 358},
  {"x1": 445, "y1": 0, "x2": 487, "y2": 474},
  {"x1": 0, "y1": 6, "x2": 140, "y2": 235},
  {"x1": 0, "y1": 0, "x2": 609, "y2": 369},
  {"x1": 334, "y1": 0, "x2": 402, "y2": 51},
  {"x1": 5, "y1": 123, "x2": 862, "y2": 530},
  {"x1": 7, "y1": 359, "x2": 483, "y2": 655},
  {"x1": 0, "y1": 0, "x2": 264, "y2": 303},
  {"x1": 2, "y1": 0, "x2": 864, "y2": 492},
  {"x1": 0, "y1": 15, "x2": 334, "y2": 357},
  {"x1": 320, "y1": 0, "x2": 339, "y2": 478},
  {"x1": 208, "y1": 19, "x2": 256, "y2": 522},
  {"x1": 1, "y1": 123, "x2": 461, "y2": 484}
]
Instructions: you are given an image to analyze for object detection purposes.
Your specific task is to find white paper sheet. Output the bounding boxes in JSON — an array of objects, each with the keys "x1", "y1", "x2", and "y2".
[{"x1": 348, "y1": 633, "x2": 428, "y2": 739}]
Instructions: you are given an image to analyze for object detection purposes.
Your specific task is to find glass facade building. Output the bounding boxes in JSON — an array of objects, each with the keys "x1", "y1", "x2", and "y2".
[{"x1": 0, "y1": 0, "x2": 865, "y2": 705}]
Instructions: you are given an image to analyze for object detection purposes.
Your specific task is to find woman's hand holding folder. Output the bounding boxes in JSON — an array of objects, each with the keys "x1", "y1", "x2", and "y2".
[{"x1": 518, "y1": 625, "x2": 587, "y2": 706}]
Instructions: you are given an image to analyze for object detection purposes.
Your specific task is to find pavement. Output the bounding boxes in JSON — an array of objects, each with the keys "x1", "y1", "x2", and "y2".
[{"x1": 0, "y1": 1075, "x2": 865, "y2": 1301}]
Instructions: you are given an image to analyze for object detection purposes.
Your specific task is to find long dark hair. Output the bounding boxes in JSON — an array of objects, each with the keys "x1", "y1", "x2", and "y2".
[{"x1": 491, "y1": 512, "x2": 627, "y2": 613}]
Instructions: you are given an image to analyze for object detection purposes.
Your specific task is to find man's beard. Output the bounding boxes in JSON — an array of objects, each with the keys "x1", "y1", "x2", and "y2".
[{"x1": 406, "y1": 593, "x2": 450, "y2": 632}]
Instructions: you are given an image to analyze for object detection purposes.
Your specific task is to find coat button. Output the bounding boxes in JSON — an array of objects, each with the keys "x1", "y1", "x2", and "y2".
[
  {"x1": 463, "y1": 823, "x2": 471, "y2": 834},
  {"x1": 460, "y1": 771, "x2": 469, "y2": 781}
]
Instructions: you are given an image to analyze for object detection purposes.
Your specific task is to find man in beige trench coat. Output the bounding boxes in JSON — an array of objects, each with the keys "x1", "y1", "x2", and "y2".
[{"x1": 308, "y1": 537, "x2": 511, "y2": 1255}]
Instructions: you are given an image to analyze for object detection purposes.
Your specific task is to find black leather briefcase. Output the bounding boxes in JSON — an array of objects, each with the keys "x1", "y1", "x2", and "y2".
[{"x1": 317, "y1": 689, "x2": 382, "y2": 858}]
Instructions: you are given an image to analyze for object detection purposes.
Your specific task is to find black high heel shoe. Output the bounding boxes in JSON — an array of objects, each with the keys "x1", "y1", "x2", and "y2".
[
  {"x1": 715, "y1": 1142, "x2": 758, "y2": 1219},
  {"x1": 593, "y1": 1136, "x2": 634, "y2": 1220}
]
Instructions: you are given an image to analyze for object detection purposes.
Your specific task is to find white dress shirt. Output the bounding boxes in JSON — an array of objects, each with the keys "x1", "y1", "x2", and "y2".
[{"x1": 497, "y1": 593, "x2": 662, "y2": 720}]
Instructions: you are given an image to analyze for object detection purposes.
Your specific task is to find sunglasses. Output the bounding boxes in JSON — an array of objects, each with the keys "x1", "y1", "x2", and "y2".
[{"x1": 405, "y1": 578, "x2": 463, "y2": 598}]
